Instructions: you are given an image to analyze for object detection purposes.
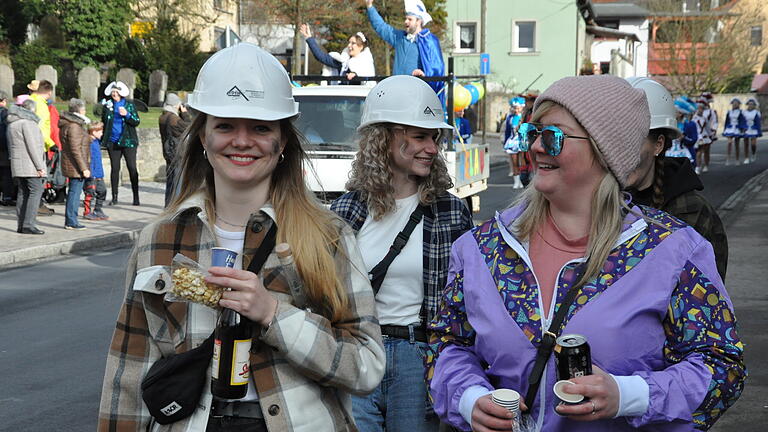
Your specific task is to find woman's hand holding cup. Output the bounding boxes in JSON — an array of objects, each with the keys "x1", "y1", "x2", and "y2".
[{"x1": 206, "y1": 267, "x2": 279, "y2": 327}]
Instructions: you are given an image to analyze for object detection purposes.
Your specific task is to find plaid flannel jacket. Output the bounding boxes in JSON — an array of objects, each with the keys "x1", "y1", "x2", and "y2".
[
  {"x1": 98, "y1": 198, "x2": 385, "y2": 432},
  {"x1": 330, "y1": 191, "x2": 474, "y2": 327}
]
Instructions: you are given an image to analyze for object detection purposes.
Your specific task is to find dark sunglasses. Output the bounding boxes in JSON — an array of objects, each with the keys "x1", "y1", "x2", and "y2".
[{"x1": 518, "y1": 123, "x2": 590, "y2": 156}]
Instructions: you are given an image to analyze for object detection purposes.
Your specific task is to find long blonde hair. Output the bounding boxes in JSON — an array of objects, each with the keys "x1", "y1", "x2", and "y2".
[
  {"x1": 513, "y1": 101, "x2": 627, "y2": 287},
  {"x1": 346, "y1": 123, "x2": 452, "y2": 219},
  {"x1": 167, "y1": 113, "x2": 350, "y2": 322}
]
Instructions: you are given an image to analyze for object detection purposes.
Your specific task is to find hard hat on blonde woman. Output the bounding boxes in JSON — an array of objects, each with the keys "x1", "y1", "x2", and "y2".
[
  {"x1": 358, "y1": 75, "x2": 451, "y2": 131},
  {"x1": 187, "y1": 42, "x2": 299, "y2": 121},
  {"x1": 625, "y1": 76, "x2": 679, "y2": 137}
]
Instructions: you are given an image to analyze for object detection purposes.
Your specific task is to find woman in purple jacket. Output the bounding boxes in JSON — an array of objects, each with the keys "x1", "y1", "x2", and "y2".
[{"x1": 426, "y1": 75, "x2": 745, "y2": 431}]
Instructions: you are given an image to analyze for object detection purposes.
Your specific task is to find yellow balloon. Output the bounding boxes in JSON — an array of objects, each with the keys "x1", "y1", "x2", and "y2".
[
  {"x1": 453, "y1": 85, "x2": 471, "y2": 111},
  {"x1": 471, "y1": 82, "x2": 485, "y2": 99}
]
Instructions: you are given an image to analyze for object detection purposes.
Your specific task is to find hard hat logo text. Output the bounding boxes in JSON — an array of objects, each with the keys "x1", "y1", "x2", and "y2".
[{"x1": 227, "y1": 86, "x2": 265, "y2": 101}]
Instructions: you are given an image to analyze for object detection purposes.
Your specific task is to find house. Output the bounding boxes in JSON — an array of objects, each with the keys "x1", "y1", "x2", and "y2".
[
  {"x1": 444, "y1": 0, "x2": 596, "y2": 130},
  {"x1": 590, "y1": 0, "x2": 650, "y2": 77}
]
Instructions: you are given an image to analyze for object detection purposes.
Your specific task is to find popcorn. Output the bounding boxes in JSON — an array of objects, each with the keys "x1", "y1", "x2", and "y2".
[{"x1": 171, "y1": 266, "x2": 223, "y2": 308}]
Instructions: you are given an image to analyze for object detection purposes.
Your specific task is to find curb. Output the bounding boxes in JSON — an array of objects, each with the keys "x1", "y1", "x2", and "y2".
[
  {"x1": 717, "y1": 168, "x2": 768, "y2": 228},
  {"x1": 0, "y1": 230, "x2": 139, "y2": 269}
]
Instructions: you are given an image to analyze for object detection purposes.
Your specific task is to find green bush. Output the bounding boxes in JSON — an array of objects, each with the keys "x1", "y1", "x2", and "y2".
[{"x1": 10, "y1": 40, "x2": 69, "y2": 96}]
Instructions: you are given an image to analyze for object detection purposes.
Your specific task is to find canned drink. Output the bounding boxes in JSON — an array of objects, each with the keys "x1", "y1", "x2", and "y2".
[
  {"x1": 554, "y1": 334, "x2": 592, "y2": 380},
  {"x1": 211, "y1": 247, "x2": 238, "y2": 268}
]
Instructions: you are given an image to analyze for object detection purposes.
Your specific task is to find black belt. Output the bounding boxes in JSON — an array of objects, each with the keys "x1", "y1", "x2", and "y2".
[
  {"x1": 210, "y1": 400, "x2": 263, "y2": 419},
  {"x1": 380, "y1": 324, "x2": 428, "y2": 343}
]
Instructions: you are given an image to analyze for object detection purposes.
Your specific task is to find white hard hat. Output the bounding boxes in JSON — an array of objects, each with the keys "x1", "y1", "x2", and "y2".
[
  {"x1": 624, "y1": 77, "x2": 679, "y2": 136},
  {"x1": 187, "y1": 43, "x2": 298, "y2": 121},
  {"x1": 358, "y1": 75, "x2": 451, "y2": 131}
]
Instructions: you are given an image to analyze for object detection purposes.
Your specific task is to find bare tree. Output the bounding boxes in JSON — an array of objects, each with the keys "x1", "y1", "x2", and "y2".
[
  {"x1": 130, "y1": 0, "x2": 224, "y2": 27},
  {"x1": 643, "y1": 0, "x2": 763, "y2": 94}
]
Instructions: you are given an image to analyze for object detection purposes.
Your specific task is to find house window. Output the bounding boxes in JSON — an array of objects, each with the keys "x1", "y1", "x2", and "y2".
[
  {"x1": 454, "y1": 22, "x2": 477, "y2": 53},
  {"x1": 512, "y1": 20, "x2": 536, "y2": 52},
  {"x1": 751, "y1": 25, "x2": 763, "y2": 46}
]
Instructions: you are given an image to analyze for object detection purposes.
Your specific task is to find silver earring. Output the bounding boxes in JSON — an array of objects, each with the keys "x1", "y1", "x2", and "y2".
[
  {"x1": 278, "y1": 153, "x2": 285, "y2": 163},
  {"x1": 203, "y1": 149, "x2": 208, "y2": 159}
]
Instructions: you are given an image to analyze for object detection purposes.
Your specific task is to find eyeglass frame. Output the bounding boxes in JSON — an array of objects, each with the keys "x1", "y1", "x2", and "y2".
[{"x1": 517, "y1": 122, "x2": 590, "y2": 156}]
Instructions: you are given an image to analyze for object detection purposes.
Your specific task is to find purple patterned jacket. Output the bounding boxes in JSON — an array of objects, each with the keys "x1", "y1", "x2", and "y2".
[{"x1": 427, "y1": 202, "x2": 745, "y2": 431}]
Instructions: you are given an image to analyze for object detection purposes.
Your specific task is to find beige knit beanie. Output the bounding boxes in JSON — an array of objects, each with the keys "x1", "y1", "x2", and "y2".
[{"x1": 533, "y1": 75, "x2": 650, "y2": 188}]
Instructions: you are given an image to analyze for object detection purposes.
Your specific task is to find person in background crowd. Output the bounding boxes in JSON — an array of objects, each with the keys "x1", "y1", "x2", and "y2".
[
  {"x1": 625, "y1": 77, "x2": 728, "y2": 281},
  {"x1": 742, "y1": 98, "x2": 762, "y2": 163},
  {"x1": 331, "y1": 75, "x2": 473, "y2": 432},
  {"x1": 723, "y1": 97, "x2": 747, "y2": 165},
  {"x1": 427, "y1": 75, "x2": 745, "y2": 431},
  {"x1": 502, "y1": 96, "x2": 525, "y2": 188},
  {"x1": 83, "y1": 122, "x2": 108, "y2": 221},
  {"x1": 28, "y1": 80, "x2": 57, "y2": 215},
  {"x1": 692, "y1": 101, "x2": 712, "y2": 174},
  {"x1": 46, "y1": 95, "x2": 67, "y2": 204},
  {"x1": 364, "y1": 0, "x2": 445, "y2": 98},
  {"x1": 59, "y1": 98, "x2": 91, "y2": 230},
  {"x1": 299, "y1": 23, "x2": 376, "y2": 84},
  {"x1": 0, "y1": 90, "x2": 16, "y2": 206},
  {"x1": 7, "y1": 97, "x2": 46, "y2": 235},
  {"x1": 158, "y1": 92, "x2": 191, "y2": 206},
  {"x1": 671, "y1": 96, "x2": 698, "y2": 166},
  {"x1": 516, "y1": 91, "x2": 538, "y2": 187},
  {"x1": 99, "y1": 42, "x2": 385, "y2": 432},
  {"x1": 464, "y1": 105, "x2": 478, "y2": 134},
  {"x1": 699, "y1": 92, "x2": 718, "y2": 170},
  {"x1": 454, "y1": 107, "x2": 472, "y2": 145},
  {"x1": 97, "y1": 80, "x2": 141, "y2": 206}
]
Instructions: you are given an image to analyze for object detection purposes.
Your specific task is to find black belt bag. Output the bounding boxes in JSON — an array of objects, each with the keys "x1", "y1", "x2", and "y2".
[{"x1": 380, "y1": 324, "x2": 428, "y2": 343}]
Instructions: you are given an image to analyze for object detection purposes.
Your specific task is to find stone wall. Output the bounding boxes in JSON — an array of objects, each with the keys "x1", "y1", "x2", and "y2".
[{"x1": 102, "y1": 128, "x2": 168, "y2": 183}]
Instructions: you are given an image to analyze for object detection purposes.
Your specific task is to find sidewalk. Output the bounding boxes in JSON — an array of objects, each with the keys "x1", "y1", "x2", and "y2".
[{"x1": 0, "y1": 182, "x2": 167, "y2": 268}]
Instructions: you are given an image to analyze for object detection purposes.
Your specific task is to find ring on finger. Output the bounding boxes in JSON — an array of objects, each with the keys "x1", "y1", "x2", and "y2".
[{"x1": 590, "y1": 400, "x2": 597, "y2": 415}]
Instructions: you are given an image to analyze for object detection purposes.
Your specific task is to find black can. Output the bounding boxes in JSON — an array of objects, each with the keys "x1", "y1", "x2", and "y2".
[{"x1": 555, "y1": 334, "x2": 592, "y2": 380}]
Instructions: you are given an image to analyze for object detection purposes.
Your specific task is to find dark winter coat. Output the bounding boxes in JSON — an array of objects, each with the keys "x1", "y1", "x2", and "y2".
[
  {"x1": 97, "y1": 98, "x2": 140, "y2": 148},
  {"x1": 59, "y1": 111, "x2": 91, "y2": 178},
  {"x1": 628, "y1": 157, "x2": 728, "y2": 280},
  {"x1": 158, "y1": 109, "x2": 191, "y2": 164},
  {"x1": 0, "y1": 106, "x2": 8, "y2": 167}
]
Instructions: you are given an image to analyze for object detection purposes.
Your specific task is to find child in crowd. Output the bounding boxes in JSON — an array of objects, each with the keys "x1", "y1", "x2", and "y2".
[{"x1": 83, "y1": 122, "x2": 108, "y2": 220}]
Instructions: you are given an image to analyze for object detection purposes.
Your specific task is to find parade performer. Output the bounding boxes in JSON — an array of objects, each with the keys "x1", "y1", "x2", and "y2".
[
  {"x1": 723, "y1": 98, "x2": 747, "y2": 165},
  {"x1": 742, "y1": 98, "x2": 762, "y2": 163},
  {"x1": 363, "y1": 0, "x2": 445, "y2": 98}
]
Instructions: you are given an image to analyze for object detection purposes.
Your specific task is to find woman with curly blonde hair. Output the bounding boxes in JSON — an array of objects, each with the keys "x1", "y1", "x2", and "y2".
[{"x1": 331, "y1": 75, "x2": 473, "y2": 431}]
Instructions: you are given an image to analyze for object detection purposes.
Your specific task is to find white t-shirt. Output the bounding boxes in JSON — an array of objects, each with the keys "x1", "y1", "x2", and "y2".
[
  {"x1": 213, "y1": 224, "x2": 260, "y2": 402},
  {"x1": 357, "y1": 194, "x2": 424, "y2": 326}
]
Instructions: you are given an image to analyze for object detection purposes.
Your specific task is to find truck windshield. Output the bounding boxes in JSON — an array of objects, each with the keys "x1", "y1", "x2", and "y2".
[{"x1": 294, "y1": 95, "x2": 364, "y2": 151}]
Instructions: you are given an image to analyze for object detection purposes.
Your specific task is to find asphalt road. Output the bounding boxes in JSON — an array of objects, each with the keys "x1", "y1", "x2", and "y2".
[{"x1": 0, "y1": 249, "x2": 128, "y2": 431}]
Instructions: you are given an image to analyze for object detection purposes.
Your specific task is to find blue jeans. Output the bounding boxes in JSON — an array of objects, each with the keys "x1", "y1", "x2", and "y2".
[
  {"x1": 65, "y1": 177, "x2": 85, "y2": 227},
  {"x1": 352, "y1": 337, "x2": 439, "y2": 432}
]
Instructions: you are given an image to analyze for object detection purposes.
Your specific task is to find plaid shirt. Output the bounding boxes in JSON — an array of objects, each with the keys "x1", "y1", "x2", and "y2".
[
  {"x1": 331, "y1": 191, "x2": 473, "y2": 327},
  {"x1": 98, "y1": 196, "x2": 385, "y2": 432}
]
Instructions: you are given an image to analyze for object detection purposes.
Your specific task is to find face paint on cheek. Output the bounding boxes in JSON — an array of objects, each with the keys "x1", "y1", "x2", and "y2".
[{"x1": 270, "y1": 138, "x2": 281, "y2": 155}]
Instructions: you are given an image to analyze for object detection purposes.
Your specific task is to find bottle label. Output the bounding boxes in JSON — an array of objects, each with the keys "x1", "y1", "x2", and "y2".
[
  {"x1": 230, "y1": 338, "x2": 252, "y2": 385},
  {"x1": 212, "y1": 339, "x2": 222, "y2": 379}
]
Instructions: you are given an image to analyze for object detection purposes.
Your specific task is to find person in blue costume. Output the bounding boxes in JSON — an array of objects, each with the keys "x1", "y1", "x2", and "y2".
[
  {"x1": 454, "y1": 108, "x2": 472, "y2": 145},
  {"x1": 364, "y1": 0, "x2": 445, "y2": 99}
]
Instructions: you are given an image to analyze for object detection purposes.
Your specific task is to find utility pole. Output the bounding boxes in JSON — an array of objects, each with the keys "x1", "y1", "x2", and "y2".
[{"x1": 480, "y1": 0, "x2": 487, "y2": 133}]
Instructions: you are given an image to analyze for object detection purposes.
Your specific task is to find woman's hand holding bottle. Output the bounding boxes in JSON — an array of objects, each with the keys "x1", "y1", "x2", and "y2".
[{"x1": 206, "y1": 267, "x2": 278, "y2": 327}]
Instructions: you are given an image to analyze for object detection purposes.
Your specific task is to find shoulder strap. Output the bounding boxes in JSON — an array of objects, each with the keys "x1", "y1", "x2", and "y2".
[
  {"x1": 247, "y1": 223, "x2": 277, "y2": 274},
  {"x1": 368, "y1": 205, "x2": 425, "y2": 295},
  {"x1": 524, "y1": 268, "x2": 585, "y2": 407}
]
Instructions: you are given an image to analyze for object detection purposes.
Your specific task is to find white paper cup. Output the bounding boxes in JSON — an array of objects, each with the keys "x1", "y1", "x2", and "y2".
[
  {"x1": 553, "y1": 380, "x2": 585, "y2": 404},
  {"x1": 491, "y1": 388, "x2": 520, "y2": 413}
]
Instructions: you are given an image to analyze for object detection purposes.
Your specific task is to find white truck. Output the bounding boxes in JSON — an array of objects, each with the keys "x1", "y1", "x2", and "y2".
[{"x1": 292, "y1": 85, "x2": 490, "y2": 211}]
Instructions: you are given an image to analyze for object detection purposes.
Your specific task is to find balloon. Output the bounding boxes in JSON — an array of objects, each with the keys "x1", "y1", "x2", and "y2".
[
  {"x1": 471, "y1": 82, "x2": 485, "y2": 99},
  {"x1": 453, "y1": 85, "x2": 471, "y2": 111},
  {"x1": 464, "y1": 84, "x2": 480, "y2": 105}
]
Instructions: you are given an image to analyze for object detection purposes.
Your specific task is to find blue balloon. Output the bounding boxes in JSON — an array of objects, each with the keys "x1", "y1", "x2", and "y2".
[{"x1": 464, "y1": 84, "x2": 480, "y2": 105}]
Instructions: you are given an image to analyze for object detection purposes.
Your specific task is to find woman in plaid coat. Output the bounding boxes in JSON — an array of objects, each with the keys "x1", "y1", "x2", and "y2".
[{"x1": 98, "y1": 43, "x2": 385, "y2": 432}]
